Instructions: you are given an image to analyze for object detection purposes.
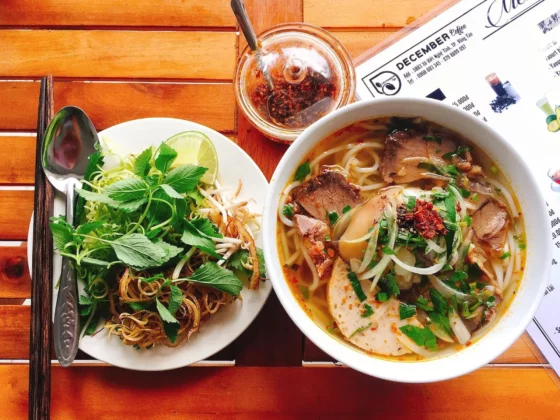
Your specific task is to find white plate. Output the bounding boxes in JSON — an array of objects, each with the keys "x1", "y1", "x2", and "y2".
[{"x1": 28, "y1": 117, "x2": 271, "y2": 371}]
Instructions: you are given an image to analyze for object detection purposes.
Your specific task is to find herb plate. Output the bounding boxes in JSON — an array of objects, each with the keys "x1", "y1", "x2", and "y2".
[{"x1": 28, "y1": 117, "x2": 271, "y2": 370}]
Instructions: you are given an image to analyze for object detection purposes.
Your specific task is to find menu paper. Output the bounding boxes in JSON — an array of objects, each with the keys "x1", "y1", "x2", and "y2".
[{"x1": 355, "y1": 0, "x2": 560, "y2": 375}]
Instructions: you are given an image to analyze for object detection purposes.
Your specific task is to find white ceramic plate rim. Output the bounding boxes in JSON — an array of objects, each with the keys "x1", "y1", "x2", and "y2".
[
  {"x1": 263, "y1": 97, "x2": 551, "y2": 383},
  {"x1": 28, "y1": 117, "x2": 271, "y2": 371}
]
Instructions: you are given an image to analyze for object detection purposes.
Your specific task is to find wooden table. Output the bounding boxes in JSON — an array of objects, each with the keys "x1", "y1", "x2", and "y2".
[{"x1": 0, "y1": 1, "x2": 559, "y2": 418}]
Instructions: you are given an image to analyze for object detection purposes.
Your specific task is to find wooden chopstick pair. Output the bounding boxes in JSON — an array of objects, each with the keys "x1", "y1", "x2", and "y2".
[{"x1": 29, "y1": 75, "x2": 54, "y2": 420}]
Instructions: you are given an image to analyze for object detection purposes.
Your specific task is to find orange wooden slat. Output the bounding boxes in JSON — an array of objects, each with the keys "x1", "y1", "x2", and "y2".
[
  {"x1": 0, "y1": 244, "x2": 30, "y2": 299},
  {"x1": 332, "y1": 30, "x2": 398, "y2": 59},
  {"x1": 0, "y1": 136, "x2": 35, "y2": 184},
  {"x1": 54, "y1": 82, "x2": 236, "y2": 132},
  {"x1": 0, "y1": 81, "x2": 40, "y2": 130},
  {"x1": 305, "y1": 0, "x2": 444, "y2": 28},
  {"x1": 1, "y1": 366, "x2": 559, "y2": 418},
  {"x1": 0, "y1": 30, "x2": 236, "y2": 80},
  {"x1": 233, "y1": 0, "x2": 303, "y2": 366},
  {"x1": 0, "y1": 0, "x2": 235, "y2": 28},
  {"x1": 0, "y1": 191, "x2": 33, "y2": 241},
  {"x1": 0, "y1": 306, "x2": 29, "y2": 358}
]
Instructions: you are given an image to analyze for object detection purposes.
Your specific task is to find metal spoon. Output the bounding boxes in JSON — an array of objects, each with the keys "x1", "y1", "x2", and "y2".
[
  {"x1": 231, "y1": 0, "x2": 274, "y2": 90},
  {"x1": 42, "y1": 106, "x2": 99, "y2": 366}
]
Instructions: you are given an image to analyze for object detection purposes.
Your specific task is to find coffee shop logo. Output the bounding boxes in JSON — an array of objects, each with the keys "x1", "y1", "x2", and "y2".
[
  {"x1": 369, "y1": 71, "x2": 401, "y2": 96},
  {"x1": 486, "y1": 0, "x2": 540, "y2": 28}
]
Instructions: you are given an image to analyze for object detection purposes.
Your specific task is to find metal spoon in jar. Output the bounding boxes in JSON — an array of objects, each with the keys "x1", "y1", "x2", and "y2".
[
  {"x1": 42, "y1": 106, "x2": 99, "y2": 367},
  {"x1": 231, "y1": 0, "x2": 274, "y2": 90}
]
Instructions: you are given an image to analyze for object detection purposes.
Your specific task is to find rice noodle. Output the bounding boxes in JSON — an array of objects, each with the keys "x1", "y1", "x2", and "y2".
[
  {"x1": 503, "y1": 230, "x2": 516, "y2": 290},
  {"x1": 360, "y1": 182, "x2": 389, "y2": 191},
  {"x1": 342, "y1": 142, "x2": 384, "y2": 171},
  {"x1": 492, "y1": 260, "x2": 504, "y2": 291},
  {"x1": 301, "y1": 246, "x2": 320, "y2": 292},
  {"x1": 449, "y1": 310, "x2": 471, "y2": 344},
  {"x1": 310, "y1": 143, "x2": 355, "y2": 172}
]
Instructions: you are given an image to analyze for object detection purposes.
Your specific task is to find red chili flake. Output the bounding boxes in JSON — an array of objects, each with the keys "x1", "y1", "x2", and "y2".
[
  {"x1": 291, "y1": 277, "x2": 298, "y2": 284},
  {"x1": 456, "y1": 202, "x2": 462, "y2": 212},
  {"x1": 399, "y1": 200, "x2": 447, "y2": 239}
]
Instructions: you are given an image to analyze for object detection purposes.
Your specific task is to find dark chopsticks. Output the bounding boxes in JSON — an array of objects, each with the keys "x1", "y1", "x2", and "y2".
[{"x1": 29, "y1": 76, "x2": 54, "y2": 420}]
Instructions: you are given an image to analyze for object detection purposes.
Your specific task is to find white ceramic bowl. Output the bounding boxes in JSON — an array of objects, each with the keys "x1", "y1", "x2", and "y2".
[{"x1": 263, "y1": 98, "x2": 551, "y2": 382}]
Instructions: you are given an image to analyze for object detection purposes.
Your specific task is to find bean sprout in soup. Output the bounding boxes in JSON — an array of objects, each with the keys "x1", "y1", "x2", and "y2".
[{"x1": 277, "y1": 117, "x2": 526, "y2": 361}]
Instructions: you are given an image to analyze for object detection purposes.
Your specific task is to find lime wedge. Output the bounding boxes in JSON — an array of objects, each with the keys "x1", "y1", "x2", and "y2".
[{"x1": 164, "y1": 131, "x2": 218, "y2": 184}]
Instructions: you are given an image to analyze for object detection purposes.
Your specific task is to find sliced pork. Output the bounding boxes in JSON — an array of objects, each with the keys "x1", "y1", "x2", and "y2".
[
  {"x1": 291, "y1": 170, "x2": 361, "y2": 223},
  {"x1": 471, "y1": 200, "x2": 510, "y2": 253},
  {"x1": 381, "y1": 130, "x2": 456, "y2": 184}
]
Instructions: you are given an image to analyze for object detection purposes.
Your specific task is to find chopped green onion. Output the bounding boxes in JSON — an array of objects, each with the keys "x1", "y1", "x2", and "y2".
[
  {"x1": 490, "y1": 165, "x2": 499, "y2": 175},
  {"x1": 471, "y1": 193, "x2": 479, "y2": 202},
  {"x1": 407, "y1": 196, "x2": 417, "y2": 211},
  {"x1": 342, "y1": 205, "x2": 352, "y2": 214},
  {"x1": 328, "y1": 211, "x2": 339, "y2": 226},
  {"x1": 377, "y1": 292, "x2": 388, "y2": 302},
  {"x1": 442, "y1": 145, "x2": 472, "y2": 160},
  {"x1": 500, "y1": 251, "x2": 511, "y2": 260},
  {"x1": 461, "y1": 301, "x2": 471, "y2": 317},
  {"x1": 464, "y1": 215, "x2": 472, "y2": 227},
  {"x1": 348, "y1": 272, "x2": 367, "y2": 302},
  {"x1": 282, "y1": 204, "x2": 294, "y2": 219},
  {"x1": 325, "y1": 234, "x2": 331, "y2": 241}
]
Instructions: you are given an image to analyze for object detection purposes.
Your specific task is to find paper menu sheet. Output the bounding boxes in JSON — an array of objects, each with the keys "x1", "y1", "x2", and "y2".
[{"x1": 355, "y1": 0, "x2": 560, "y2": 374}]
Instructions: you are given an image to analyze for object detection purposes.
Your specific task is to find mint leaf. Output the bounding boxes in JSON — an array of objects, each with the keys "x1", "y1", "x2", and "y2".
[
  {"x1": 160, "y1": 184, "x2": 183, "y2": 199},
  {"x1": 81, "y1": 257, "x2": 110, "y2": 267},
  {"x1": 50, "y1": 218, "x2": 74, "y2": 252},
  {"x1": 192, "y1": 218, "x2": 222, "y2": 238},
  {"x1": 76, "y1": 188, "x2": 147, "y2": 213},
  {"x1": 163, "y1": 322, "x2": 180, "y2": 343},
  {"x1": 167, "y1": 285, "x2": 183, "y2": 316},
  {"x1": 105, "y1": 178, "x2": 149, "y2": 202},
  {"x1": 188, "y1": 262, "x2": 243, "y2": 295},
  {"x1": 76, "y1": 220, "x2": 104, "y2": 235},
  {"x1": 228, "y1": 249, "x2": 250, "y2": 273},
  {"x1": 156, "y1": 298, "x2": 178, "y2": 323},
  {"x1": 155, "y1": 240, "x2": 182, "y2": 261},
  {"x1": 134, "y1": 147, "x2": 153, "y2": 178},
  {"x1": 186, "y1": 190, "x2": 205, "y2": 205},
  {"x1": 294, "y1": 161, "x2": 311, "y2": 181},
  {"x1": 128, "y1": 301, "x2": 151, "y2": 311},
  {"x1": 109, "y1": 234, "x2": 168, "y2": 269},
  {"x1": 79, "y1": 294, "x2": 93, "y2": 305},
  {"x1": 181, "y1": 221, "x2": 218, "y2": 256},
  {"x1": 155, "y1": 143, "x2": 178, "y2": 174},
  {"x1": 257, "y1": 247, "x2": 266, "y2": 278},
  {"x1": 164, "y1": 164, "x2": 207, "y2": 193}
]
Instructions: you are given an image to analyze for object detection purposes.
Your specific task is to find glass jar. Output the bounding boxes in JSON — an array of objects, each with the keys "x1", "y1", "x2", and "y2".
[{"x1": 234, "y1": 23, "x2": 356, "y2": 143}]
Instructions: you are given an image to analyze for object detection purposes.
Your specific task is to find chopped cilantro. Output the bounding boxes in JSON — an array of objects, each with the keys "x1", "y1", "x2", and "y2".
[
  {"x1": 399, "y1": 303, "x2": 417, "y2": 320},
  {"x1": 361, "y1": 303, "x2": 374, "y2": 318},
  {"x1": 430, "y1": 288, "x2": 448, "y2": 315},
  {"x1": 349, "y1": 323, "x2": 372, "y2": 338},
  {"x1": 407, "y1": 196, "x2": 417, "y2": 211},
  {"x1": 422, "y1": 135, "x2": 442, "y2": 144},
  {"x1": 399, "y1": 325, "x2": 437, "y2": 350},
  {"x1": 382, "y1": 246, "x2": 396, "y2": 256},
  {"x1": 442, "y1": 145, "x2": 472, "y2": 160},
  {"x1": 416, "y1": 296, "x2": 433, "y2": 311}
]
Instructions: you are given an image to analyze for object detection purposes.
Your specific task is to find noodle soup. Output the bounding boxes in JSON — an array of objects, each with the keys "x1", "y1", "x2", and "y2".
[{"x1": 277, "y1": 117, "x2": 526, "y2": 360}]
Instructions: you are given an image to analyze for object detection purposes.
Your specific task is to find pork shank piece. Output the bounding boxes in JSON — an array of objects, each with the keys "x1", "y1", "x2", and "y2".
[
  {"x1": 294, "y1": 214, "x2": 334, "y2": 278},
  {"x1": 381, "y1": 130, "x2": 456, "y2": 184},
  {"x1": 471, "y1": 200, "x2": 510, "y2": 253},
  {"x1": 291, "y1": 170, "x2": 361, "y2": 223}
]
